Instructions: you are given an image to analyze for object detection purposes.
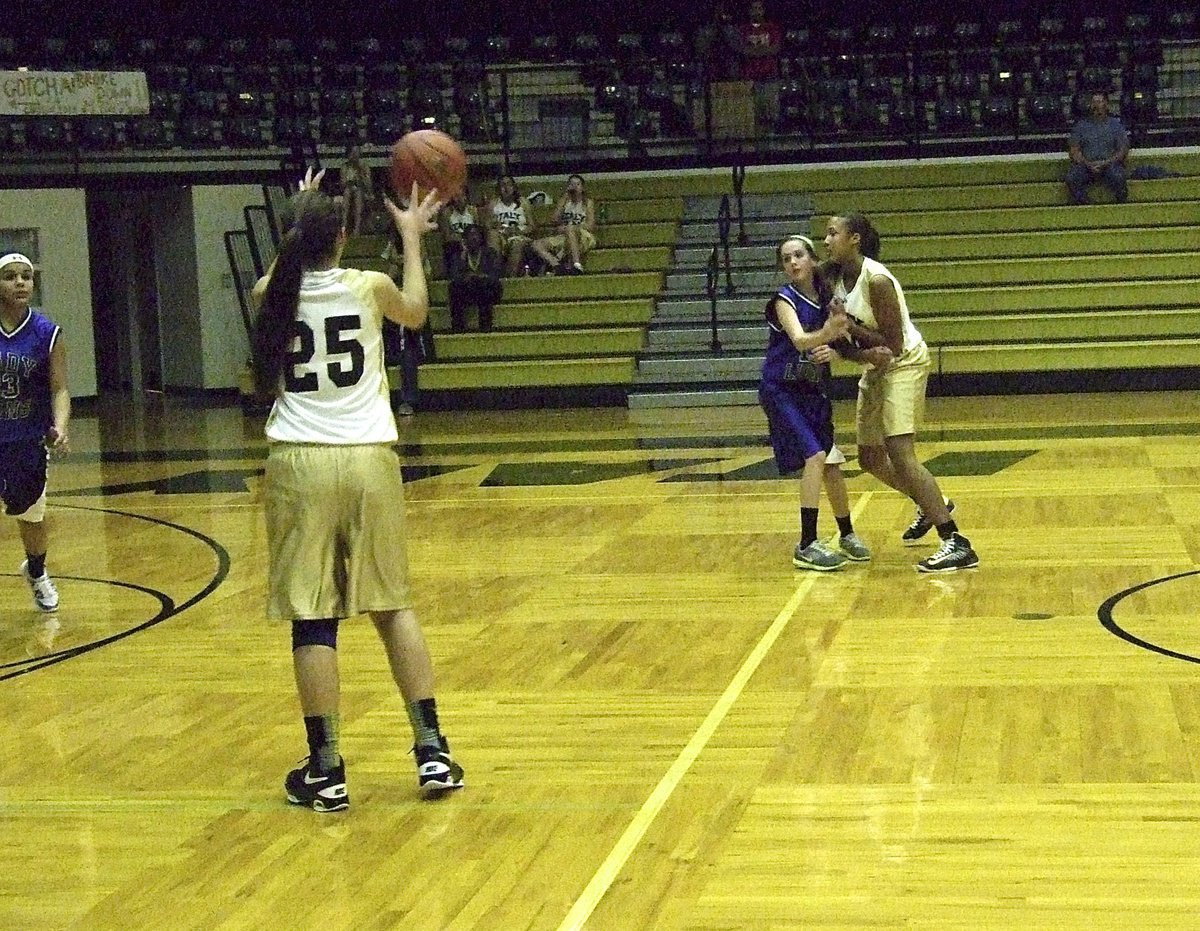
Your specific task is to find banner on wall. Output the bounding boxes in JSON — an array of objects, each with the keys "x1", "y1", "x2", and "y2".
[{"x1": 0, "y1": 71, "x2": 149, "y2": 116}]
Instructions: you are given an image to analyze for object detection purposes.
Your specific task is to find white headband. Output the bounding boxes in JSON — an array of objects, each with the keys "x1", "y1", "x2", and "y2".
[{"x1": 0, "y1": 253, "x2": 33, "y2": 270}]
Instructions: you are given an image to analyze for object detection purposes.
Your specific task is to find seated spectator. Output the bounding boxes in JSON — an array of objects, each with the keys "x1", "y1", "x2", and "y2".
[
  {"x1": 1067, "y1": 92, "x2": 1130, "y2": 205},
  {"x1": 531, "y1": 174, "x2": 598, "y2": 275},
  {"x1": 448, "y1": 225, "x2": 503, "y2": 333},
  {"x1": 486, "y1": 174, "x2": 533, "y2": 277},
  {"x1": 439, "y1": 191, "x2": 479, "y2": 269}
]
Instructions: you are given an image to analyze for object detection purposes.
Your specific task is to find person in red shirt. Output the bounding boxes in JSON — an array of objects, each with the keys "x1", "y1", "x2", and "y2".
[{"x1": 729, "y1": 0, "x2": 782, "y2": 131}]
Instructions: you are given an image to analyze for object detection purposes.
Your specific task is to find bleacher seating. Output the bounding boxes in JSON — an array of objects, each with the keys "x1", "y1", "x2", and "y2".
[
  {"x1": 330, "y1": 150, "x2": 1200, "y2": 409},
  {"x1": 2, "y1": 10, "x2": 1197, "y2": 164}
]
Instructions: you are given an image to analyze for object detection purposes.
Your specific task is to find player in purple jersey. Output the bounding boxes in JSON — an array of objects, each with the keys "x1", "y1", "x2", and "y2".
[
  {"x1": 0, "y1": 253, "x2": 70, "y2": 611},
  {"x1": 759, "y1": 236, "x2": 887, "y2": 571}
]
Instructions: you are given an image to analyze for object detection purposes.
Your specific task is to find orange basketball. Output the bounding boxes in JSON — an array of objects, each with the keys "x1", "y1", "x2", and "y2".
[{"x1": 389, "y1": 129, "x2": 467, "y2": 203}]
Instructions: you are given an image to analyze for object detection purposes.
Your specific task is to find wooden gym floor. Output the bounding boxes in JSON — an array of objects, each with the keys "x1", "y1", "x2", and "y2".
[{"x1": 2, "y1": 389, "x2": 1200, "y2": 930}]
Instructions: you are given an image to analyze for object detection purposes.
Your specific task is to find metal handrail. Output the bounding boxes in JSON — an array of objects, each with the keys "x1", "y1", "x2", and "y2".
[
  {"x1": 732, "y1": 161, "x2": 748, "y2": 245},
  {"x1": 716, "y1": 194, "x2": 735, "y2": 296},
  {"x1": 705, "y1": 245, "x2": 721, "y2": 353}
]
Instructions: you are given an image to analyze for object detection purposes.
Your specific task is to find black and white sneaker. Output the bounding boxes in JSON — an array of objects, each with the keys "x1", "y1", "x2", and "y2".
[
  {"x1": 285, "y1": 757, "x2": 349, "y2": 812},
  {"x1": 916, "y1": 533, "x2": 979, "y2": 573},
  {"x1": 415, "y1": 739, "x2": 465, "y2": 797},
  {"x1": 901, "y1": 498, "x2": 955, "y2": 545},
  {"x1": 21, "y1": 560, "x2": 59, "y2": 612}
]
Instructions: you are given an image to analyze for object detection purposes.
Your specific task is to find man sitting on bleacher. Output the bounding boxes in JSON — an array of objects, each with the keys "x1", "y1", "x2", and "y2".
[{"x1": 1066, "y1": 92, "x2": 1130, "y2": 206}]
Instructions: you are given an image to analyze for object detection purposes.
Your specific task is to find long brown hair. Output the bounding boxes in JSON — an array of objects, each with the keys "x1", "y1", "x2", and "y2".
[{"x1": 251, "y1": 190, "x2": 343, "y2": 395}]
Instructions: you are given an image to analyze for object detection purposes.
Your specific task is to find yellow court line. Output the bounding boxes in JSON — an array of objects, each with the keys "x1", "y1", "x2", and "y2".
[{"x1": 556, "y1": 491, "x2": 875, "y2": 931}]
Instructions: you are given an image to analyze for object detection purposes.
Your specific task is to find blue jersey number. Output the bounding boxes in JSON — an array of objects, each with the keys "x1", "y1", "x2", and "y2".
[{"x1": 284, "y1": 315, "x2": 365, "y2": 393}]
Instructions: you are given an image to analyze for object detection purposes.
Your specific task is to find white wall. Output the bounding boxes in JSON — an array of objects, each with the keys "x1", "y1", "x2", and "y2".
[
  {"x1": 190, "y1": 185, "x2": 262, "y2": 389},
  {"x1": 0, "y1": 188, "x2": 96, "y2": 397}
]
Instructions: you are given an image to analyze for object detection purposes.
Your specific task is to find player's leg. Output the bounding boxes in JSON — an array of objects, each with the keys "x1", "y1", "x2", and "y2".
[
  {"x1": 267, "y1": 445, "x2": 351, "y2": 810},
  {"x1": 285, "y1": 619, "x2": 350, "y2": 812},
  {"x1": 824, "y1": 457, "x2": 871, "y2": 561},
  {"x1": 352, "y1": 446, "x2": 464, "y2": 795},
  {"x1": 886, "y1": 432, "x2": 977, "y2": 571},
  {"x1": 855, "y1": 370, "x2": 907, "y2": 493},
  {"x1": 11, "y1": 441, "x2": 57, "y2": 611},
  {"x1": 793, "y1": 449, "x2": 845, "y2": 571},
  {"x1": 370, "y1": 609, "x2": 464, "y2": 794}
]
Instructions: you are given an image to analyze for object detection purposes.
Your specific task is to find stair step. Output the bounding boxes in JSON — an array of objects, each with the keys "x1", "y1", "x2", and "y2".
[
  {"x1": 676, "y1": 219, "x2": 813, "y2": 245},
  {"x1": 628, "y1": 388, "x2": 761, "y2": 409},
  {"x1": 664, "y1": 269, "x2": 780, "y2": 293},
  {"x1": 635, "y1": 355, "x2": 764, "y2": 382},
  {"x1": 644, "y1": 325, "x2": 766, "y2": 352}
]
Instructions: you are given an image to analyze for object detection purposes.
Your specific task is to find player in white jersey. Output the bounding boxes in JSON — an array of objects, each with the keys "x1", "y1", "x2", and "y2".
[
  {"x1": 531, "y1": 173, "x2": 598, "y2": 274},
  {"x1": 824, "y1": 213, "x2": 978, "y2": 573},
  {"x1": 486, "y1": 174, "x2": 533, "y2": 276},
  {"x1": 251, "y1": 169, "x2": 464, "y2": 810}
]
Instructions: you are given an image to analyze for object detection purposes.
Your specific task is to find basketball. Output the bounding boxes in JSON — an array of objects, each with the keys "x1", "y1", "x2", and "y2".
[{"x1": 389, "y1": 130, "x2": 467, "y2": 203}]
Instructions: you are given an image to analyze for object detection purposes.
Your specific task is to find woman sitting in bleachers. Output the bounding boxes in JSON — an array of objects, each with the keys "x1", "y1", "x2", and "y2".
[
  {"x1": 531, "y1": 173, "x2": 598, "y2": 275},
  {"x1": 485, "y1": 174, "x2": 534, "y2": 277}
]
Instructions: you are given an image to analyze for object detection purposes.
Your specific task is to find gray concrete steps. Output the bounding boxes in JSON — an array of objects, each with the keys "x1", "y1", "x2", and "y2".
[
  {"x1": 676, "y1": 218, "x2": 812, "y2": 245},
  {"x1": 635, "y1": 353, "x2": 763, "y2": 383},
  {"x1": 630, "y1": 196, "x2": 811, "y2": 408},
  {"x1": 644, "y1": 324, "x2": 766, "y2": 353},
  {"x1": 654, "y1": 297, "x2": 764, "y2": 322},
  {"x1": 675, "y1": 244, "x2": 779, "y2": 267},
  {"x1": 681, "y1": 192, "x2": 815, "y2": 222},
  {"x1": 664, "y1": 268, "x2": 779, "y2": 293}
]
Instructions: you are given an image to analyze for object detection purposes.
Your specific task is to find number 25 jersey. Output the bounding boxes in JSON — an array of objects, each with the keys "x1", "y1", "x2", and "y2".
[{"x1": 266, "y1": 267, "x2": 398, "y2": 445}]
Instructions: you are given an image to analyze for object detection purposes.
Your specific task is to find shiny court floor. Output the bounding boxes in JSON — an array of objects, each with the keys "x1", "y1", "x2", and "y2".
[{"x1": 2, "y1": 390, "x2": 1199, "y2": 930}]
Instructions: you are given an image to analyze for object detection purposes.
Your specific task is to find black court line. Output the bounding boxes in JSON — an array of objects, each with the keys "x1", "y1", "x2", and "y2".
[
  {"x1": 1098, "y1": 569, "x2": 1200, "y2": 665},
  {"x1": 1, "y1": 504, "x2": 230, "y2": 683}
]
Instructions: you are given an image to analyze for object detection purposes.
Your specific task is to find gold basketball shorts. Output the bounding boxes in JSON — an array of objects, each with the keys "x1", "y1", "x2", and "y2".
[{"x1": 265, "y1": 443, "x2": 412, "y2": 620}]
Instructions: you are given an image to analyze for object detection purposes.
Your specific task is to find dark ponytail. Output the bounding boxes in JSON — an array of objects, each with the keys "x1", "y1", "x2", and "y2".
[
  {"x1": 840, "y1": 212, "x2": 881, "y2": 260},
  {"x1": 251, "y1": 191, "x2": 343, "y2": 395}
]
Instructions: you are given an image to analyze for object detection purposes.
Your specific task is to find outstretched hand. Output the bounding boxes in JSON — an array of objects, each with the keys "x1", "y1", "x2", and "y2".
[
  {"x1": 297, "y1": 167, "x2": 326, "y2": 192},
  {"x1": 384, "y1": 182, "x2": 442, "y2": 237}
]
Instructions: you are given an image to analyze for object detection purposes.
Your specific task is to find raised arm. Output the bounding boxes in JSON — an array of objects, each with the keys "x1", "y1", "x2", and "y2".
[{"x1": 371, "y1": 183, "x2": 441, "y2": 328}]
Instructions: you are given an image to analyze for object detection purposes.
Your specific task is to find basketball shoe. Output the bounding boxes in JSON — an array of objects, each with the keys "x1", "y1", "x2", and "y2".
[
  {"x1": 21, "y1": 560, "x2": 59, "y2": 612},
  {"x1": 835, "y1": 532, "x2": 872, "y2": 562},
  {"x1": 415, "y1": 738, "x2": 465, "y2": 797},
  {"x1": 285, "y1": 757, "x2": 349, "y2": 812},
  {"x1": 901, "y1": 498, "x2": 955, "y2": 545},
  {"x1": 792, "y1": 541, "x2": 848, "y2": 571},
  {"x1": 916, "y1": 533, "x2": 979, "y2": 573}
]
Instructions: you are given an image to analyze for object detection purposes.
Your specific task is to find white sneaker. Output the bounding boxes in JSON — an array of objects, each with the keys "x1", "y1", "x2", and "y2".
[{"x1": 21, "y1": 560, "x2": 59, "y2": 612}]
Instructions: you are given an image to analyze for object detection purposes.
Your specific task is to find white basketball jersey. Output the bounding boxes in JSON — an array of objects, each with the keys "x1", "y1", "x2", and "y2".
[
  {"x1": 492, "y1": 199, "x2": 527, "y2": 231},
  {"x1": 833, "y1": 256, "x2": 924, "y2": 355},
  {"x1": 560, "y1": 198, "x2": 587, "y2": 226},
  {"x1": 265, "y1": 267, "x2": 398, "y2": 445},
  {"x1": 446, "y1": 206, "x2": 475, "y2": 235}
]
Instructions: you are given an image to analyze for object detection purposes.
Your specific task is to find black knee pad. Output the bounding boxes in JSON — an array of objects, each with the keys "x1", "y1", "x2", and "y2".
[{"x1": 292, "y1": 618, "x2": 339, "y2": 650}]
